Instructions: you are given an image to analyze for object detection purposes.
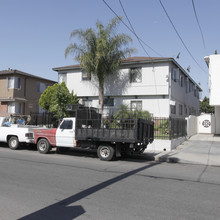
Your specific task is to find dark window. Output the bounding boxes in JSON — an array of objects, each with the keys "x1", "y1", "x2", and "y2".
[
  {"x1": 130, "y1": 68, "x2": 142, "y2": 83},
  {"x1": 179, "y1": 75, "x2": 184, "y2": 87},
  {"x1": 171, "y1": 105, "x2": 176, "y2": 114},
  {"x1": 104, "y1": 98, "x2": 114, "y2": 106},
  {"x1": 82, "y1": 71, "x2": 91, "y2": 80},
  {"x1": 60, "y1": 120, "x2": 73, "y2": 130},
  {"x1": 171, "y1": 68, "x2": 179, "y2": 82},
  {"x1": 179, "y1": 104, "x2": 183, "y2": 115}
]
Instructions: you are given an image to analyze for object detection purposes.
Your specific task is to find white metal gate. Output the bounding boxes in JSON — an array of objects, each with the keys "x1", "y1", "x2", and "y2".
[{"x1": 197, "y1": 114, "x2": 215, "y2": 134}]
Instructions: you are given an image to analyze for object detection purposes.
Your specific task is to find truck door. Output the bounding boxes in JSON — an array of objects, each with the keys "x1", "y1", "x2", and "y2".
[{"x1": 56, "y1": 119, "x2": 75, "y2": 147}]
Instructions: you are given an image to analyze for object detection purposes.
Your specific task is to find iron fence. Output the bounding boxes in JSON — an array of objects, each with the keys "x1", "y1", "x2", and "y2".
[
  {"x1": 29, "y1": 111, "x2": 187, "y2": 140},
  {"x1": 154, "y1": 117, "x2": 187, "y2": 140},
  {"x1": 29, "y1": 112, "x2": 56, "y2": 127}
]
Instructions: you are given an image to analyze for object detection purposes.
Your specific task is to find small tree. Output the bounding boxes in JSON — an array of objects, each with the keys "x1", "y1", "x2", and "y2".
[
  {"x1": 39, "y1": 82, "x2": 78, "y2": 119},
  {"x1": 200, "y1": 96, "x2": 214, "y2": 113},
  {"x1": 39, "y1": 83, "x2": 58, "y2": 112}
]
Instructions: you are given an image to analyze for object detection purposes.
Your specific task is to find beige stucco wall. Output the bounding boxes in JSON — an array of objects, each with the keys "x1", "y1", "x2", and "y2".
[{"x1": 0, "y1": 73, "x2": 55, "y2": 115}]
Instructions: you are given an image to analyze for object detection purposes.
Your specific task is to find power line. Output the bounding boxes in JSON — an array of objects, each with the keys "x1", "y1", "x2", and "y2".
[
  {"x1": 118, "y1": 0, "x2": 161, "y2": 116},
  {"x1": 192, "y1": 0, "x2": 206, "y2": 49},
  {"x1": 102, "y1": 0, "x2": 163, "y2": 57},
  {"x1": 159, "y1": 0, "x2": 207, "y2": 74},
  {"x1": 119, "y1": 0, "x2": 150, "y2": 57}
]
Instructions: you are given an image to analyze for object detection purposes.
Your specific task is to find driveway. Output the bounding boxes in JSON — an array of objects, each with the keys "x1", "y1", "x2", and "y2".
[{"x1": 153, "y1": 134, "x2": 220, "y2": 166}]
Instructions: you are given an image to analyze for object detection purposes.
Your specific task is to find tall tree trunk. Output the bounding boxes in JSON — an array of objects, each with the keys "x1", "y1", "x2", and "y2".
[{"x1": 99, "y1": 81, "x2": 104, "y2": 117}]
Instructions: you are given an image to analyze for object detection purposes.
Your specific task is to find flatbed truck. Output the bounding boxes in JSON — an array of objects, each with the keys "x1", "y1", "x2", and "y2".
[{"x1": 34, "y1": 104, "x2": 154, "y2": 161}]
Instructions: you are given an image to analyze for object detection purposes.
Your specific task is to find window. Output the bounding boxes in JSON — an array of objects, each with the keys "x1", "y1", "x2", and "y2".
[
  {"x1": 185, "y1": 106, "x2": 187, "y2": 115},
  {"x1": 8, "y1": 102, "x2": 22, "y2": 114},
  {"x1": 104, "y1": 98, "x2": 114, "y2": 107},
  {"x1": 60, "y1": 120, "x2": 73, "y2": 130},
  {"x1": 170, "y1": 104, "x2": 176, "y2": 114},
  {"x1": 58, "y1": 73, "x2": 67, "y2": 84},
  {"x1": 7, "y1": 77, "x2": 21, "y2": 89},
  {"x1": 179, "y1": 104, "x2": 183, "y2": 115},
  {"x1": 130, "y1": 68, "x2": 142, "y2": 83},
  {"x1": 131, "y1": 101, "x2": 142, "y2": 110},
  {"x1": 194, "y1": 88, "x2": 197, "y2": 97},
  {"x1": 37, "y1": 82, "x2": 47, "y2": 93},
  {"x1": 189, "y1": 107, "x2": 193, "y2": 115},
  {"x1": 196, "y1": 89, "x2": 200, "y2": 99},
  {"x1": 171, "y1": 68, "x2": 179, "y2": 82},
  {"x1": 189, "y1": 81, "x2": 193, "y2": 92},
  {"x1": 185, "y1": 78, "x2": 189, "y2": 93},
  {"x1": 179, "y1": 75, "x2": 184, "y2": 87},
  {"x1": 82, "y1": 71, "x2": 91, "y2": 81}
]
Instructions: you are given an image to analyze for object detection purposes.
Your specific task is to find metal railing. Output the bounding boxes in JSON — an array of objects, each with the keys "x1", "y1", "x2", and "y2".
[
  {"x1": 154, "y1": 117, "x2": 187, "y2": 140},
  {"x1": 29, "y1": 111, "x2": 187, "y2": 140},
  {"x1": 29, "y1": 112, "x2": 56, "y2": 127}
]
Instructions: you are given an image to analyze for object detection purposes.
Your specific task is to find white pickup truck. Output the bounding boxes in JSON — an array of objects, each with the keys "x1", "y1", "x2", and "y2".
[{"x1": 0, "y1": 116, "x2": 37, "y2": 150}]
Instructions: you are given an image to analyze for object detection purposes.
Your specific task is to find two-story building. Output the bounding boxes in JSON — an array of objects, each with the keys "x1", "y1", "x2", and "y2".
[
  {"x1": 204, "y1": 54, "x2": 220, "y2": 134},
  {"x1": 0, "y1": 69, "x2": 56, "y2": 116},
  {"x1": 53, "y1": 57, "x2": 202, "y2": 119}
]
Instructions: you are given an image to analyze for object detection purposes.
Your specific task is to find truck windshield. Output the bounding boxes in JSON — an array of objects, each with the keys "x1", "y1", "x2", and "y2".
[{"x1": 60, "y1": 120, "x2": 73, "y2": 130}]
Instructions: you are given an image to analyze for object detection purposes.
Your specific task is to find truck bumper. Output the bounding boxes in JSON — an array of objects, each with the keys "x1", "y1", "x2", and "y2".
[{"x1": 25, "y1": 139, "x2": 35, "y2": 144}]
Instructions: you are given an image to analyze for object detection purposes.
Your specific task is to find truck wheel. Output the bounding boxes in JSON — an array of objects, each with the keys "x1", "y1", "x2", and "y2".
[
  {"x1": 97, "y1": 145, "x2": 115, "y2": 161},
  {"x1": 37, "y1": 139, "x2": 51, "y2": 154},
  {"x1": 8, "y1": 136, "x2": 19, "y2": 150}
]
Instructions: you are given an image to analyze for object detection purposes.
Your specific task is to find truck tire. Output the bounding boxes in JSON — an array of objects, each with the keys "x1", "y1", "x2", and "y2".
[
  {"x1": 97, "y1": 145, "x2": 115, "y2": 161},
  {"x1": 37, "y1": 139, "x2": 51, "y2": 154},
  {"x1": 8, "y1": 136, "x2": 19, "y2": 150}
]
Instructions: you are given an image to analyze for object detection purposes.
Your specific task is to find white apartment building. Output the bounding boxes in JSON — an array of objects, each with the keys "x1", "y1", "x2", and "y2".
[
  {"x1": 53, "y1": 57, "x2": 202, "y2": 118},
  {"x1": 204, "y1": 54, "x2": 220, "y2": 134}
]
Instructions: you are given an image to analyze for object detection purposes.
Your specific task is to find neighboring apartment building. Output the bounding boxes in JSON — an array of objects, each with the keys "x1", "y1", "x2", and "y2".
[
  {"x1": 53, "y1": 57, "x2": 202, "y2": 118},
  {"x1": 204, "y1": 54, "x2": 220, "y2": 134},
  {"x1": 0, "y1": 69, "x2": 56, "y2": 116}
]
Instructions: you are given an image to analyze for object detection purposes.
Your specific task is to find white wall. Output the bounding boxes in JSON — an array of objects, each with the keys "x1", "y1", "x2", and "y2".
[
  {"x1": 66, "y1": 70, "x2": 99, "y2": 96},
  {"x1": 215, "y1": 107, "x2": 220, "y2": 134},
  {"x1": 60, "y1": 60, "x2": 200, "y2": 119},
  {"x1": 197, "y1": 114, "x2": 215, "y2": 134},
  {"x1": 65, "y1": 63, "x2": 169, "y2": 97},
  {"x1": 186, "y1": 115, "x2": 197, "y2": 138},
  {"x1": 146, "y1": 137, "x2": 186, "y2": 152},
  {"x1": 169, "y1": 63, "x2": 200, "y2": 117},
  {"x1": 207, "y1": 55, "x2": 220, "y2": 105}
]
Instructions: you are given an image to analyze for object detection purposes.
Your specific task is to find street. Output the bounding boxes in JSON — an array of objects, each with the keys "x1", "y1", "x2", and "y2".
[{"x1": 0, "y1": 144, "x2": 220, "y2": 220}]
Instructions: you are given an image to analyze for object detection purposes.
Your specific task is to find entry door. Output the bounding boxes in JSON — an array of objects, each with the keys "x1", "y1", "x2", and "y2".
[{"x1": 56, "y1": 119, "x2": 75, "y2": 147}]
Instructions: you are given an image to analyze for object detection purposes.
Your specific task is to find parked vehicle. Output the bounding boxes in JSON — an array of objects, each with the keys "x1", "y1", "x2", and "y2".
[
  {"x1": 34, "y1": 104, "x2": 154, "y2": 161},
  {"x1": 0, "y1": 116, "x2": 37, "y2": 150}
]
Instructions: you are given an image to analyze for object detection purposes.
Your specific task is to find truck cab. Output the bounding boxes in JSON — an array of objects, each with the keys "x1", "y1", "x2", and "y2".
[{"x1": 34, "y1": 118, "x2": 77, "y2": 153}]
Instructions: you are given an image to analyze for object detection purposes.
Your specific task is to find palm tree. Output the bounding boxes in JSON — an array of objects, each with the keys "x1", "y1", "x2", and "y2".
[{"x1": 65, "y1": 17, "x2": 135, "y2": 114}]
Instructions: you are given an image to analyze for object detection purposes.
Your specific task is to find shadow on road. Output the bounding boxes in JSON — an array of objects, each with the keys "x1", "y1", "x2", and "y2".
[{"x1": 18, "y1": 162, "x2": 159, "y2": 220}]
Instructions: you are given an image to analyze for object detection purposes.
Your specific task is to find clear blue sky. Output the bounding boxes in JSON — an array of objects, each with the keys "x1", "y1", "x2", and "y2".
[{"x1": 1, "y1": 0, "x2": 220, "y2": 98}]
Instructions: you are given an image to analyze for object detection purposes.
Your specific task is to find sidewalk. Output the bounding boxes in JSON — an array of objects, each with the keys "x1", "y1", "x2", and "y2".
[{"x1": 148, "y1": 134, "x2": 220, "y2": 166}]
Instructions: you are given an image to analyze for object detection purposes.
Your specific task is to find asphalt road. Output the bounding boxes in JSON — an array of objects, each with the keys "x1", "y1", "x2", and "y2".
[{"x1": 0, "y1": 144, "x2": 220, "y2": 220}]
